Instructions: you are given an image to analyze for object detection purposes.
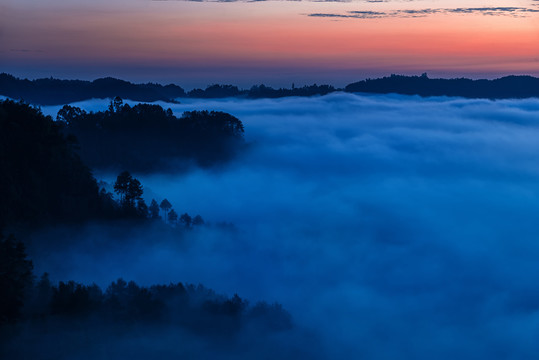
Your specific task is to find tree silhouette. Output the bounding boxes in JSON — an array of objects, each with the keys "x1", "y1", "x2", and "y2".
[
  {"x1": 180, "y1": 213, "x2": 192, "y2": 228},
  {"x1": 168, "y1": 209, "x2": 178, "y2": 224},
  {"x1": 126, "y1": 178, "x2": 143, "y2": 208},
  {"x1": 108, "y1": 96, "x2": 124, "y2": 113},
  {"x1": 114, "y1": 171, "x2": 132, "y2": 205},
  {"x1": 160, "y1": 199, "x2": 172, "y2": 223},
  {"x1": 137, "y1": 199, "x2": 149, "y2": 218},
  {"x1": 149, "y1": 199, "x2": 160, "y2": 219},
  {"x1": 30, "y1": 272, "x2": 53, "y2": 316},
  {"x1": 193, "y1": 214, "x2": 205, "y2": 226},
  {"x1": 114, "y1": 171, "x2": 144, "y2": 213},
  {"x1": 0, "y1": 233, "x2": 33, "y2": 323},
  {"x1": 56, "y1": 104, "x2": 87, "y2": 125}
]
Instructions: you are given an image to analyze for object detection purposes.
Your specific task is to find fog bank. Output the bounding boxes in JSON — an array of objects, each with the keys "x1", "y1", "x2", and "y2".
[{"x1": 38, "y1": 93, "x2": 539, "y2": 359}]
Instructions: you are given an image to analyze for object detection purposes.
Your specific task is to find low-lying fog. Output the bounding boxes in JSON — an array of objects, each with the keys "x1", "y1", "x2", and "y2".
[{"x1": 39, "y1": 93, "x2": 539, "y2": 358}]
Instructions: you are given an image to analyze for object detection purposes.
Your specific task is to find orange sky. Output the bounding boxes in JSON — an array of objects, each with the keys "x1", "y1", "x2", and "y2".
[{"x1": 1, "y1": 0, "x2": 538, "y2": 87}]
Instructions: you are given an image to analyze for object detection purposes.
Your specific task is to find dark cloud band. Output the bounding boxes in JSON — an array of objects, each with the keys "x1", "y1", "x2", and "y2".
[{"x1": 309, "y1": 7, "x2": 539, "y2": 19}]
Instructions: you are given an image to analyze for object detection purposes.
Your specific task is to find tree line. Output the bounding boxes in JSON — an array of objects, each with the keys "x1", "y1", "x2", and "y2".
[
  {"x1": 187, "y1": 83, "x2": 336, "y2": 99},
  {"x1": 0, "y1": 232, "x2": 292, "y2": 335},
  {"x1": 4, "y1": 72, "x2": 539, "y2": 107},
  {"x1": 57, "y1": 97, "x2": 245, "y2": 172},
  {"x1": 344, "y1": 73, "x2": 539, "y2": 99},
  {"x1": 0, "y1": 73, "x2": 185, "y2": 105},
  {"x1": 0, "y1": 99, "x2": 238, "y2": 228},
  {"x1": 1, "y1": 73, "x2": 337, "y2": 104},
  {"x1": 111, "y1": 170, "x2": 204, "y2": 228}
]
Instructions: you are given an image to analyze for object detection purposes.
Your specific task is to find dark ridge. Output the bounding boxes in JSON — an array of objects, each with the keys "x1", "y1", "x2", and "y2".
[
  {"x1": 186, "y1": 83, "x2": 336, "y2": 99},
  {"x1": 0, "y1": 99, "x2": 243, "y2": 228},
  {"x1": 245, "y1": 83, "x2": 336, "y2": 98},
  {"x1": 0, "y1": 73, "x2": 185, "y2": 105},
  {"x1": 57, "y1": 97, "x2": 245, "y2": 172},
  {"x1": 0, "y1": 73, "x2": 336, "y2": 104},
  {"x1": 344, "y1": 73, "x2": 539, "y2": 99},
  {"x1": 3, "y1": 73, "x2": 539, "y2": 104}
]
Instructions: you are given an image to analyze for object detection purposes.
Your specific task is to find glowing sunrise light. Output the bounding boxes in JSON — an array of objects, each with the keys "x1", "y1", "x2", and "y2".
[{"x1": 1, "y1": 0, "x2": 538, "y2": 86}]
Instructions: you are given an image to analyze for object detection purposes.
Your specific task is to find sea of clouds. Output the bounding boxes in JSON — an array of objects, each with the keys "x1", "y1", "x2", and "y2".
[{"x1": 37, "y1": 93, "x2": 539, "y2": 359}]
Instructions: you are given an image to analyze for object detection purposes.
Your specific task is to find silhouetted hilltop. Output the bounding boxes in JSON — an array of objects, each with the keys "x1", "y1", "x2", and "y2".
[
  {"x1": 3, "y1": 73, "x2": 539, "y2": 104},
  {"x1": 0, "y1": 73, "x2": 185, "y2": 105},
  {"x1": 0, "y1": 99, "x2": 242, "y2": 228},
  {"x1": 0, "y1": 74, "x2": 336, "y2": 104},
  {"x1": 344, "y1": 74, "x2": 539, "y2": 99},
  {"x1": 186, "y1": 83, "x2": 336, "y2": 99},
  {"x1": 57, "y1": 97, "x2": 245, "y2": 172},
  {"x1": 246, "y1": 84, "x2": 336, "y2": 98},
  {"x1": 188, "y1": 84, "x2": 242, "y2": 98}
]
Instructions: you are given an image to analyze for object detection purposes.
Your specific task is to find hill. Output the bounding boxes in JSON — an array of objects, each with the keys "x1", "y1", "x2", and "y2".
[
  {"x1": 57, "y1": 97, "x2": 245, "y2": 172},
  {"x1": 344, "y1": 73, "x2": 539, "y2": 99},
  {"x1": 0, "y1": 73, "x2": 185, "y2": 105},
  {"x1": 3, "y1": 73, "x2": 539, "y2": 104}
]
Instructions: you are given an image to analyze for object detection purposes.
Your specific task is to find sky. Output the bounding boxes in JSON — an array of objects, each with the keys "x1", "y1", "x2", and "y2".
[
  {"x1": 1, "y1": 0, "x2": 539, "y2": 88},
  {"x1": 32, "y1": 93, "x2": 539, "y2": 358}
]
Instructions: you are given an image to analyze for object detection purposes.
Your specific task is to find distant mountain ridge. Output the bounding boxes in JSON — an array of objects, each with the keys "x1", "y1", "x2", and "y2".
[
  {"x1": 1, "y1": 73, "x2": 538, "y2": 105},
  {"x1": 0, "y1": 73, "x2": 186, "y2": 105},
  {"x1": 345, "y1": 73, "x2": 539, "y2": 99}
]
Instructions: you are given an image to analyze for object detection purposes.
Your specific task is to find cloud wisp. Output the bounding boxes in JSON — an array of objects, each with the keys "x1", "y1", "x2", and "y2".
[
  {"x1": 309, "y1": 6, "x2": 539, "y2": 19},
  {"x1": 151, "y1": 0, "x2": 539, "y2": 16},
  {"x1": 151, "y1": 0, "x2": 539, "y2": 18}
]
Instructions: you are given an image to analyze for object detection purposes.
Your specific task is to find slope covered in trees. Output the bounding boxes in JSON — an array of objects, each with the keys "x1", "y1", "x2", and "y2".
[
  {"x1": 0, "y1": 241, "x2": 292, "y2": 335},
  {"x1": 0, "y1": 100, "x2": 219, "y2": 228},
  {"x1": 0, "y1": 231, "x2": 301, "y2": 359},
  {"x1": 0, "y1": 100, "x2": 115, "y2": 228},
  {"x1": 57, "y1": 98, "x2": 245, "y2": 172},
  {"x1": 0, "y1": 99, "x2": 301, "y2": 358},
  {"x1": 108, "y1": 171, "x2": 205, "y2": 226},
  {"x1": 20, "y1": 276, "x2": 293, "y2": 334}
]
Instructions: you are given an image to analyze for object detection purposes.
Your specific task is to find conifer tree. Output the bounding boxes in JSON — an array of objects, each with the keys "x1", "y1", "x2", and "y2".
[
  {"x1": 160, "y1": 199, "x2": 172, "y2": 223},
  {"x1": 149, "y1": 199, "x2": 161, "y2": 219},
  {"x1": 168, "y1": 209, "x2": 178, "y2": 224}
]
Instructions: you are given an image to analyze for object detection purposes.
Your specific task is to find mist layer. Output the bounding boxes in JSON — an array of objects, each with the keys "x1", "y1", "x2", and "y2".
[{"x1": 37, "y1": 93, "x2": 539, "y2": 359}]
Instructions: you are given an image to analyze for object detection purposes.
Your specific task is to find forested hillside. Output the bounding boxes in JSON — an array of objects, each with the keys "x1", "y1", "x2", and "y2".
[
  {"x1": 57, "y1": 97, "x2": 245, "y2": 172},
  {"x1": 0, "y1": 100, "x2": 111, "y2": 227}
]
